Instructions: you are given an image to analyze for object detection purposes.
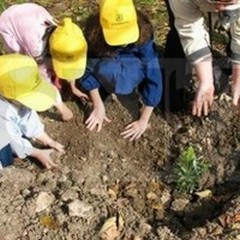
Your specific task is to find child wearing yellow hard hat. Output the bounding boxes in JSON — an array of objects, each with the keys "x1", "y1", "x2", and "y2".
[
  {"x1": 0, "y1": 54, "x2": 65, "y2": 169},
  {"x1": 0, "y1": 3, "x2": 88, "y2": 121},
  {"x1": 75, "y1": 0, "x2": 163, "y2": 141}
]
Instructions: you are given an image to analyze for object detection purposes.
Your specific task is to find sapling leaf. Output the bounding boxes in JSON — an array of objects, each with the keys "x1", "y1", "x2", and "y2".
[{"x1": 174, "y1": 146, "x2": 209, "y2": 194}]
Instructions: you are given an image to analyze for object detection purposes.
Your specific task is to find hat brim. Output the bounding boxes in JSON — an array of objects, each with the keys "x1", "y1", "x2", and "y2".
[
  {"x1": 52, "y1": 51, "x2": 87, "y2": 81},
  {"x1": 103, "y1": 24, "x2": 139, "y2": 46},
  {"x1": 16, "y1": 75, "x2": 57, "y2": 112}
]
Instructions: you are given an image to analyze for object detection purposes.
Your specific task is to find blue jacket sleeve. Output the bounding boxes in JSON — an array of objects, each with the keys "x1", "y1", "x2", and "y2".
[
  {"x1": 138, "y1": 39, "x2": 162, "y2": 107},
  {"x1": 77, "y1": 58, "x2": 100, "y2": 91}
]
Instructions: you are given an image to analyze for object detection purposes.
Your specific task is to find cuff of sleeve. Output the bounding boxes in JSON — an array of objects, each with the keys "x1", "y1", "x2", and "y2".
[
  {"x1": 11, "y1": 140, "x2": 33, "y2": 159},
  {"x1": 77, "y1": 75, "x2": 100, "y2": 91},
  {"x1": 187, "y1": 47, "x2": 212, "y2": 64},
  {"x1": 142, "y1": 97, "x2": 161, "y2": 107},
  {"x1": 231, "y1": 52, "x2": 240, "y2": 64}
]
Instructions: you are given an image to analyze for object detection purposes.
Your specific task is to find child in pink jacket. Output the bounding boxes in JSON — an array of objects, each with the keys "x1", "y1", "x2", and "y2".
[{"x1": 0, "y1": 3, "x2": 88, "y2": 121}]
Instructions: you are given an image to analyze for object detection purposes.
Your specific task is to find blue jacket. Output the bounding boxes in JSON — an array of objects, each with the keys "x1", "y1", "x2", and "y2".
[{"x1": 77, "y1": 39, "x2": 162, "y2": 107}]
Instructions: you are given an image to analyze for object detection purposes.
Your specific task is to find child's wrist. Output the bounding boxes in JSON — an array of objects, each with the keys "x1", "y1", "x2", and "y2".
[
  {"x1": 93, "y1": 102, "x2": 104, "y2": 109},
  {"x1": 139, "y1": 117, "x2": 149, "y2": 125},
  {"x1": 45, "y1": 139, "x2": 55, "y2": 147}
]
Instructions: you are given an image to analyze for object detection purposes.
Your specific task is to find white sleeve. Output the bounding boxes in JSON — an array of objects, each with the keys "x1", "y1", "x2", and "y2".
[
  {"x1": 0, "y1": 127, "x2": 11, "y2": 149},
  {"x1": 0, "y1": 114, "x2": 33, "y2": 159},
  {"x1": 0, "y1": 102, "x2": 44, "y2": 159},
  {"x1": 19, "y1": 108, "x2": 44, "y2": 138}
]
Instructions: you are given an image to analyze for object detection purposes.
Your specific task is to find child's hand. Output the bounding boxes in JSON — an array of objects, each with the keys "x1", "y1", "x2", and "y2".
[
  {"x1": 85, "y1": 105, "x2": 111, "y2": 132},
  {"x1": 121, "y1": 119, "x2": 149, "y2": 141},
  {"x1": 72, "y1": 88, "x2": 90, "y2": 104},
  {"x1": 70, "y1": 80, "x2": 90, "y2": 104},
  {"x1": 60, "y1": 105, "x2": 73, "y2": 121},
  {"x1": 36, "y1": 149, "x2": 58, "y2": 169},
  {"x1": 36, "y1": 132, "x2": 65, "y2": 153},
  {"x1": 48, "y1": 140, "x2": 65, "y2": 153}
]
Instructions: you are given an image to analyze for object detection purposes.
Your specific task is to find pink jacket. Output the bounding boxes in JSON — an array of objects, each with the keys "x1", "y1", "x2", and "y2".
[{"x1": 0, "y1": 3, "x2": 56, "y2": 81}]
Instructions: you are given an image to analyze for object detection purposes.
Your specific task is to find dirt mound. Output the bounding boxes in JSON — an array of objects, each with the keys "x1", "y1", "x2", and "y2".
[{"x1": 1, "y1": 95, "x2": 240, "y2": 240}]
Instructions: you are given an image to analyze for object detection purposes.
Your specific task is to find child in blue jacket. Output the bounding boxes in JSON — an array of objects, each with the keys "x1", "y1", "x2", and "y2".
[{"x1": 76, "y1": 0, "x2": 162, "y2": 141}]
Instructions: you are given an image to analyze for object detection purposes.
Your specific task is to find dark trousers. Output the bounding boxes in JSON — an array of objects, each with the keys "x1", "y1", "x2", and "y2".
[
  {"x1": 162, "y1": 0, "x2": 188, "y2": 112},
  {"x1": 0, "y1": 144, "x2": 13, "y2": 167}
]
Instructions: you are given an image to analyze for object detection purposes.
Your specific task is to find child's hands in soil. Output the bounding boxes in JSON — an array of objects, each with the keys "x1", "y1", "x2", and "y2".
[
  {"x1": 36, "y1": 132, "x2": 65, "y2": 153},
  {"x1": 55, "y1": 101, "x2": 73, "y2": 121},
  {"x1": 85, "y1": 105, "x2": 111, "y2": 132},
  {"x1": 70, "y1": 81, "x2": 90, "y2": 104},
  {"x1": 47, "y1": 140, "x2": 65, "y2": 153},
  {"x1": 60, "y1": 106, "x2": 73, "y2": 121},
  {"x1": 37, "y1": 149, "x2": 59, "y2": 169},
  {"x1": 31, "y1": 148, "x2": 60, "y2": 169},
  {"x1": 121, "y1": 119, "x2": 148, "y2": 141}
]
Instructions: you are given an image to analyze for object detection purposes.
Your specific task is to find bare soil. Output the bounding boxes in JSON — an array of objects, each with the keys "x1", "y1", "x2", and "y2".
[{"x1": 1, "y1": 1, "x2": 240, "y2": 240}]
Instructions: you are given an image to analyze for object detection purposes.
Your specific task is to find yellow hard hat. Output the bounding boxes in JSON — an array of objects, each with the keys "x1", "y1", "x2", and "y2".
[
  {"x1": 50, "y1": 18, "x2": 87, "y2": 81},
  {"x1": 100, "y1": 0, "x2": 139, "y2": 46},
  {"x1": 0, "y1": 54, "x2": 57, "y2": 112}
]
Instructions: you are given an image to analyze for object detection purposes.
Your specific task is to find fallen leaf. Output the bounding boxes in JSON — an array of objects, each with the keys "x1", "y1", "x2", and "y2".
[
  {"x1": 146, "y1": 192, "x2": 157, "y2": 200},
  {"x1": 219, "y1": 93, "x2": 232, "y2": 102},
  {"x1": 218, "y1": 214, "x2": 234, "y2": 227},
  {"x1": 233, "y1": 213, "x2": 240, "y2": 223},
  {"x1": 195, "y1": 190, "x2": 212, "y2": 199},
  {"x1": 232, "y1": 223, "x2": 240, "y2": 230},
  {"x1": 99, "y1": 216, "x2": 124, "y2": 240},
  {"x1": 152, "y1": 202, "x2": 164, "y2": 211},
  {"x1": 218, "y1": 215, "x2": 227, "y2": 228},
  {"x1": 39, "y1": 214, "x2": 60, "y2": 230},
  {"x1": 108, "y1": 188, "x2": 117, "y2": 200}
]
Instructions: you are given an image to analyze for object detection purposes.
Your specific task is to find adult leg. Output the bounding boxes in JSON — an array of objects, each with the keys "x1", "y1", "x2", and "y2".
[
  {"x1": 210, "y1": 13, "x2": 231, "y2": 95},
  {"x1": 213, "y1": 31, "x2": 231, "y2": 95},
  {"x1": 162, "y1": 0, "x2": 189, "y2": 113}
]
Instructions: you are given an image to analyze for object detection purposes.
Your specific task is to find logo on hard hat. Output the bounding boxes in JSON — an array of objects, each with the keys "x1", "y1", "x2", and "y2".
[{"x1": 116, "y1": 12, "x2": 124, "y2": 22}]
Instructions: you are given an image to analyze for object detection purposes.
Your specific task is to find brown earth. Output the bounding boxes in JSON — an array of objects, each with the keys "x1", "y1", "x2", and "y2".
[
  {"x1": 1, "y1": 1, "x2": 240, "y2": 240},
  {"x1": 1, "y1": 86, "x2": 240, "y2": 240}
]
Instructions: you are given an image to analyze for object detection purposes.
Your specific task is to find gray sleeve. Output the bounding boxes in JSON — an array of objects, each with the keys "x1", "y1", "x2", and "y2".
[
  {"x1": 230, "y1": 17, "x2": 240, "y2": 63},
  {"x1": 169, "y1": 0, "x2": 212, "y2": 63}
]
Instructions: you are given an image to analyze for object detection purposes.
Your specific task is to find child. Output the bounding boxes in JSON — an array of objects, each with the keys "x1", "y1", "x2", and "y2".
[
  {"x1": 76, "y1": 0, "x2": 162, "y2": 141},
  {"x1": 0, "y1": 3, "x2": 88, "y2": 121},
  {"x1": 0, "y1": 54, "x2": 65, "y2": 169}
]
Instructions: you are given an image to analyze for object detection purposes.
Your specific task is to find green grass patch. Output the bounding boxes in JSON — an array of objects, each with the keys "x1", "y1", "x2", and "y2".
[
  {"x1": 135, "y1": 0, "x2": 156, "y2": 6},
  {"x1": 0, "y1": 0, "x2": 27, "y2": 13}
]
